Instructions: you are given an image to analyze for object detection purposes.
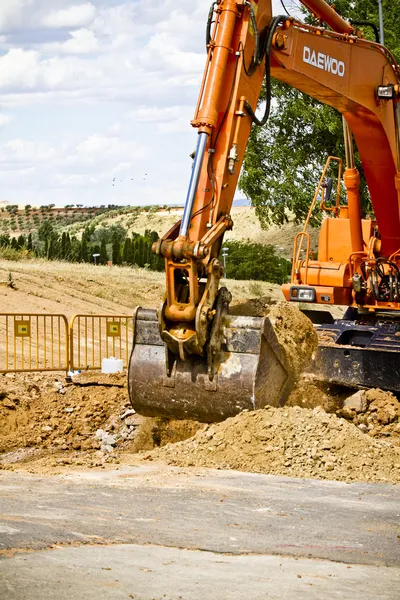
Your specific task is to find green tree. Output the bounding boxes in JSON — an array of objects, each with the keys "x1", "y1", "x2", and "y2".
[
  {"x1": 16, "y1": 234, "x2": 25, "y2": 249},
  {"x1": 223, "y1": 241, "x2": 290, "y2": 283},
  {"x1": 112, "y1": 239, "x2": 121, "y2": 265},
  {"x1": 47, "y1": 236, "x2": 56, "y2": 260},
  {"x1": 109, "y1": 223, "x2": 126, "y2": 245},
  {"x1": 100, "y1": 238, "x2": 108, "y2": 264},
  {"x1": 79, "y1": 237, "x2": 89, "y2": 262},
  {"x1": 240, "y1": 0, "x2": 400, "y2": 226},
  {"x1": 38, "y1": 219, "x2": 54, "y2": 242},
  {"x1": 122, "y1": 238, "x2": 132, "y2": 264},
  {"x1": 61, "y1": 232, "x2": 67, "y2": 259}
]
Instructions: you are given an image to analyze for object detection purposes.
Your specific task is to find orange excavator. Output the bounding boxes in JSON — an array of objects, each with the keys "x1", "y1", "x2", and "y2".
[{"x1": 128, "y1": 0, "x2": 400, "y2": 422}]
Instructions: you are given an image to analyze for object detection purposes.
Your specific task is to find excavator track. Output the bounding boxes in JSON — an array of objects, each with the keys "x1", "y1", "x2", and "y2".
[{"x1": 309, "y1": 318, "x2": 400, "y2": 392}]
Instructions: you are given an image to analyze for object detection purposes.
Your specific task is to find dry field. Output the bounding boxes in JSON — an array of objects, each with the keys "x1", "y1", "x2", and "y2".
[{"x1": 0, "y1": 258, "x2": 284, "y2": 318}]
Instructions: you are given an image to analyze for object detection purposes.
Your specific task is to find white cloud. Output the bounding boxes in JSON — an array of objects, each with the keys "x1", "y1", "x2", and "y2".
[
  {"x1": 0, "y1": 49, "x2": 40, "y2": 90},
  {"x1": 0, "y1": 0, "x2": 300, "y2": 206},
  {"x1": 42, "y1": 28, "x2": 100, "y2": 54},
  {"x1": 0, "y1": 139, "x2": 56, "y2": 164},
  {"x1": 74, "y1": 134, "x2": 147, "y2": 163},
  {"x1": 42, "y1": 3, "x2": 96, "y2": 29},
  {"x1": 0, "y1": 0, "x2": 35, "y2": 32},
  {"x1": 0, "y1": 114, "x2": 13, "y2": 127}
]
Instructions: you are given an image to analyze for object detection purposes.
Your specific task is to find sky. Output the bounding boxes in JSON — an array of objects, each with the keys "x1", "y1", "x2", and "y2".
[{"x1": 0, "y1": 0, "x2": 303, "y2": 207}]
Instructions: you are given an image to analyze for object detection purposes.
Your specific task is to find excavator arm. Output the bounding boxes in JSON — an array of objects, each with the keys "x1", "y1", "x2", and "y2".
[
  {"x1": 153, "y1": 0, "x2": 279, "y2": 365},
  {"x1": 129, "y1": 0, "x2": 400, "y2": 420}
]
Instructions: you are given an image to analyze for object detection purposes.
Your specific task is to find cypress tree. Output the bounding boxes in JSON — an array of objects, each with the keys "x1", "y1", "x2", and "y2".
[
  {"x1": 48, "y1": 236, "x2": 55, "y2": 260},
  {"x1": 122, "y1": 238, "x2": 131, "y2": 263},
  {"x1": 61, "y1": 232, "x2": 67, "y2": 259},
  {"x1": 137, "y1": 237, "x2": 144, "y2": 267},
  {"x1": 64, "y1": 233, "x2": 72, "y2": 260},
  {"x1": 80, "y1": 237, "x2": 89, "y2": 262},
  {"x1": 112, "y1": 239, "x2": 121, "y2": 265},
  {"x1": 100, "y1": 238, "x2": 108, "y2": 264}
]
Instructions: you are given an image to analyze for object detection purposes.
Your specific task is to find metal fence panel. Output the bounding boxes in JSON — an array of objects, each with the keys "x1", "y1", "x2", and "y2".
[
  {"x1": 0, "y1": 313, "x2": 69, "y2": 373},
  {"x1": 70, "y1": 314, "x2": 133, "y2": 371}
]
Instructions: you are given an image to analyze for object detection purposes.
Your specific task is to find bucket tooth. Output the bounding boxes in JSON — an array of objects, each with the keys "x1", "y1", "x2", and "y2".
[{"x1": 128, "y1": 307, "x2": 293, "y2": 423}]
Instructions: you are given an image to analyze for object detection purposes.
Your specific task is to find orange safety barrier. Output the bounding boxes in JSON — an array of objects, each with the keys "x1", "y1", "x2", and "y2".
[
  {"x1": 69, "y1": 314, "x2": 133, "y2": 371},
  {"x1": 0, "y1": 313, "x2": 69, "y2": 373}
]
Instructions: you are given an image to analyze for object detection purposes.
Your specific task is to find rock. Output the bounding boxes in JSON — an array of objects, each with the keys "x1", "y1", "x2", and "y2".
[
  {"x1": 376, "y1": 405, "x2": 397, "y2": 425},
  {"x1": 101, "y1": 434, "x2": 116, "y2": 448},
  {"x1": 3, "y1": 401, "x2": 16, "y2": 410},
  {"x1": 358, "y1": 424, "x2": 368, "y2": 432},
  {"x1": 64, "y1": 407, "x2": 74, "y2": 413},
  {"x1": 320, "y1": 441, "x2": 332, "y2": 450},
  {"x1": 102, "y1": 444, "x2": 115, "y2": 453},
  {"x1": 81, "y1": 439, "x2": 93, "y2": 450},
  {"x1": 344, "y1": 390, "x2": 368, "y2": 413},
  {"x1": 41, "y1": 425, "x2": 52, "y2": 432},
  {"x1": 339, "y1": 407, "x2": 356, "y2": 420},
  {"x1": 120, "y1": 409, "x2": 135, "y2": 420}
]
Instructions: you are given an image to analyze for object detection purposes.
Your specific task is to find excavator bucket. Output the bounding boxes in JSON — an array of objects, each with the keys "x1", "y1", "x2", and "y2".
[{"x1": 128, "y1": 307, "x2": 294, "y2": 423}]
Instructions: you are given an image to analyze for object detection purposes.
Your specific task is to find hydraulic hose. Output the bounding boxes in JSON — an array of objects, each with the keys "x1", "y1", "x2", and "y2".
[
  {"x1": 244, "y1": 15, "x2": 287, "y2": 127},
  {"x1": 350, "y1": 20, "x2": 379, "y2": 43},
  {"x1": 206, "y1": 2, "x2": 217, "y2": 47}
]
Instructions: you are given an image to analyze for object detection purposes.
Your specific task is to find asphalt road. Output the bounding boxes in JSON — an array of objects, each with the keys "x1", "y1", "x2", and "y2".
[{"x1": 0, "y1": 465, "x2": 399, "y2": 599}]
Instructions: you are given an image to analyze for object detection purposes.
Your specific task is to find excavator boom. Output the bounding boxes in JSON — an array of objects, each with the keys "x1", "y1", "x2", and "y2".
[{"x1": 129, "y1": 0, "x2": 400, "y2": 421}]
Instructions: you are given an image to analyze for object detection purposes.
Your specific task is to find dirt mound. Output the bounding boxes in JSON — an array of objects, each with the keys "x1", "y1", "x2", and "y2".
[
  {"x1": 2, "y1": 370, "x2": 399, "y2": 483},
  {"x1": 0, "y1": 372, "x2": 130, "y2": 455},
  {"x1": 337, "y1": 388, "x2": 400, "y2": 443},
  {"x1": 287, "y1": 377, "x2": 352, "y2": 413},
  {"x1": 230, "y1": 296, "x2": 274, "y2": 317},
  {"x1": 150, "y1": 405, "x2": 400, "y2": 483},
  {"x1": 287, "y1": 379, "x2": 400, "y2": 444},
  {"x1": 0, "y1": 372, "x2": 201, "y2": 469},
  {"x1": 229, "y1": 301, "x2": 318, "y2": 395},
  {"x1": 268, "y1": 303, "x2": 318, "y2": 383}
]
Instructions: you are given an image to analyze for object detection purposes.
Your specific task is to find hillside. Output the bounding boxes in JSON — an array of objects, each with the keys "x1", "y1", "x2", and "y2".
[
  {"x1": 65, "y1": 206, "x2": 319, "y2": 258},
  {"x1": 0, "y1": 204, "x2": 319, "y2": 259}
]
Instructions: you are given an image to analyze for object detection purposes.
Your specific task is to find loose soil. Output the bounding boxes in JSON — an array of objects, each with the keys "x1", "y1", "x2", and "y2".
[
  {"x1": 267, "y1": 302, "x2": 318, "y2": 383},
  {"x1": 1, "y1": 370, "x2": 399, "y2": 483},
  {"x1": 0, "y1": 372, "x2": 201, "y2": 469},
  {"x1": 0, "y1": 259, "x2": 399, "y2": 484},
  {"x1": 150, "y1": 404, "x2": 400, "y2": 484}
]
